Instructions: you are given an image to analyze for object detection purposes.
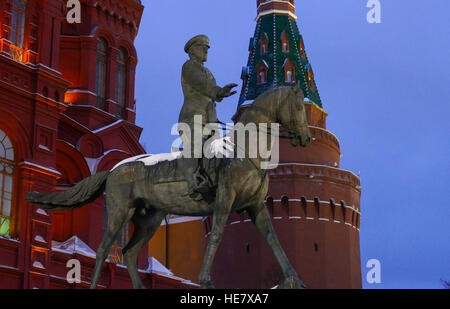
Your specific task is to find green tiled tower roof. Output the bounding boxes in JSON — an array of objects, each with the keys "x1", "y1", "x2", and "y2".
[{"x1": 238, "y1": 1, "x2": 322, "y2": 108}]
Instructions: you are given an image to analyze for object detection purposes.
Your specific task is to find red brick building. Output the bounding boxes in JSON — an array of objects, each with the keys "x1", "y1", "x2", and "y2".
[{"x1": 0, "y1": 0, "x2": 195, "y2": 289}]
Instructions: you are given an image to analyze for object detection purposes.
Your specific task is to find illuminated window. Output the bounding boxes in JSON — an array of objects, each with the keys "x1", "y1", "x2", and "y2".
[
  {"x1": 286, "y1": 71, "x2": 293, "y2": 83},
  {"x1": 0, "y1": 130, "x2": 15, "y2": 237},
  {"x1": 259, "y1": 72, "x2": 266, "y2": 84},
  {"x1": 95, "y1": 39, "x2": 107, "y2": 109},
  {"x1": 115, "y1": 49, "x2": 126, "y2": 118},
  {"x1": 307, "y1": 66, "x2": 315, "y2": 90},
  {"x1": 281, "y1": 31, "x2": 289, "y2": 53},
  {"x1": 299, "y1": 37, "x2": 306, "y2": 59},
  {"x1": 257, "y1": 60, "x2": 268, "y2": 85},
  {"x1": 259, "y1": 33, "x2": 269, "y2": 55},
  {"x1": 283, "y1": 58, "x2": 296, "y2": 84},
  {"x1": 11, "y1": 0, "x2": 27, "y2": 48}
]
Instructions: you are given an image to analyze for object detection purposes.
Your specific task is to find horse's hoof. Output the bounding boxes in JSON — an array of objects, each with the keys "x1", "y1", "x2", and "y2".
[
  {"x1": 278, "y1": 277, "x2": 307, "y2": 289},
  {"x1": 201, "y1": 281, "x2": 215, "y2": 289}
]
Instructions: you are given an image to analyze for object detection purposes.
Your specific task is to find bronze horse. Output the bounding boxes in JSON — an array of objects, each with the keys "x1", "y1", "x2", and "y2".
[{"x1": 26, "y1": 85, "x2": 311, "y2": 289}]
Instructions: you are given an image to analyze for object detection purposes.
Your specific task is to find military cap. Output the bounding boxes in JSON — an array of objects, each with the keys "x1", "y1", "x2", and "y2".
[{"x1": 184, "y1": 35, "x2": 210, "y2": 53}]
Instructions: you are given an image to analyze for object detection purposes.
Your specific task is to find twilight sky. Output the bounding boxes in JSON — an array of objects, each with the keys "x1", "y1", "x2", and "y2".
[{"x1": 133, "y1": 0, "x2": 450, "y2": 289}]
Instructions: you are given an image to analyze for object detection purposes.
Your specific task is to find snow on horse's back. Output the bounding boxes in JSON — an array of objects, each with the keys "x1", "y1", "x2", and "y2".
[
  {"x1": 111, "y1": 136, "x2": 234, "y2": 171},
  {"x1": 111, "y1": 152, "x2": 182, "y2": 171}
]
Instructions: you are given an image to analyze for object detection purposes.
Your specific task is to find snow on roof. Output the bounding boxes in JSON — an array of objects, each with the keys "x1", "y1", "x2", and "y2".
[
  {"x1": 84, "y1": 157, "x2": 102, "y2": 174},
  {"x1": 92, "y1": 120, "x2": 124, "y2": 134},
  {"x1": 144, "y1": 257, "x2": 174, "y2": 276},
  {"x1": 143, "y1": 257, "x2": 200, "y2": 286},
  {"x1": 51, "y1": 236, "x2": 96, "y2": 258},
  {"x1": 85, "y1": 149, "x2": 131, "y2": 174}
]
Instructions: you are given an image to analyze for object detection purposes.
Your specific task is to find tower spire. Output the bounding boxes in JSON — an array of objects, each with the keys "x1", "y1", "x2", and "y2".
[{"x1": 238, "y1": 0, "x2": 322, "y2": 108}]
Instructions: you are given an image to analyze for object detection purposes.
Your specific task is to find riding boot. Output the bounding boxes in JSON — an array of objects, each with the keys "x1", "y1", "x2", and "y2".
[{"x1": 178, "y1": 157, "x2": 203, "y2": 201}]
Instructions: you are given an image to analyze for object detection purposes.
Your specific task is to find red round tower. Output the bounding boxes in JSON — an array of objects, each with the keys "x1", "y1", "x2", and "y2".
[{"x1": 208, "y1": 0, "x2": 362, "y2": 289}]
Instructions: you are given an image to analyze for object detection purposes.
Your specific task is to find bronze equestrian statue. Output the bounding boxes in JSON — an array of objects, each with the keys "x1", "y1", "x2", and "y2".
[
  {"x1": 26, "y1": 36, "x2": 312, "y2": 289},
  {"x1": 178, "y1": 35, "x2": 237, "y2": 200}
]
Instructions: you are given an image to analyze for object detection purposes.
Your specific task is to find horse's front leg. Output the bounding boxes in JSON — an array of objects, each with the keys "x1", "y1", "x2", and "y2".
[
  {"x1": 198, "y1": 184, "x2": 235, "y2": 289},
  {"x1": 247, "y1": 203, "x2": 306, "y2": 289}
]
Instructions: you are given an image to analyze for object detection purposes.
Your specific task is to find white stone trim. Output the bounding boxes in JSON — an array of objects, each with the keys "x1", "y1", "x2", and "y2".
[
  {"x1": 66, "y1": 89, "x2": 97, "y2": 97},
  {"x1": 92, "y1": 119, "x2": 124, "y2": 133},
  {"x1": 19, "y1": 161, "x2": 61, "y2": 176},
  {"x1": 256, "y1": 9, "x2": 297, "y2": 21},
  {"x1": 269, "y1": 162, "x2": 360, "y2": 180}
]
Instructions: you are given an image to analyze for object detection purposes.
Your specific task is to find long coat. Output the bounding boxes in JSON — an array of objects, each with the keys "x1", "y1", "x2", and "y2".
[{"x1": 178, "y1": 59, "x2": 222, "y2": 131}]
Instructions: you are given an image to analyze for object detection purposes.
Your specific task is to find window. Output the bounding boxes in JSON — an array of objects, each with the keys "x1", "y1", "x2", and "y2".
[
  {"x1": 308, "y1": 66, "x2": 315, "y2": 90},
  {"x1": 261, "y1": 44, "x2": 267, "y2": 55},
  {"x1": 299, "y1": 37, "x2": 306, "y2": 59},
  {"x1": 286, "y1": 71, "x2": 293, "y2": 83},
  {"x1": 11, "y1": 0, "x2": 27, "y2": 48},
  {"x1": 0, "y1": 130, "x2": 15, "y2": 237},
  {"x1": 256, "y1": 60, "x2": 268, "y2": 85},
  {"x1": 283, "y1": 58, "x2": 296, "y2": 84},
  {"x1": 115, "y1": 49, "x2": 126, "y2": 117},
  {"x1": 259, "y1": 33, "x2": 269, "y2": 55},
  {"x1": 95, "y1": 39, "x2": 107, "y2": 109},
  {"x1": 259, "y1": 72, "x2": 266, "y2": 84},
  {"x1": 9, "y1": 0, "x2": 27, "y2": 62},
  {"x1": 281, "y1": 31, "x2": 289, "y2": 53}
]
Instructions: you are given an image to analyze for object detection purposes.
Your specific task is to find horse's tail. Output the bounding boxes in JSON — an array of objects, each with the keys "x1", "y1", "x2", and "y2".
[{"x1": 25, "y1": 171, "x2": 109, "y2": 210}]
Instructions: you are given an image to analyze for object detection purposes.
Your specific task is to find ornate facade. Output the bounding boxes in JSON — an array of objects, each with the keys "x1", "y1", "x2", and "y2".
[{"x1": 0, "y1": 0, "x2": 195, "y2": 289}]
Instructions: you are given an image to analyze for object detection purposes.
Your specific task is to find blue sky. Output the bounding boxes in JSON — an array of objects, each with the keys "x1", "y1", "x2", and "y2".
[{"x1": 134, "y1": 0, "x2": 450, "y2": 289}]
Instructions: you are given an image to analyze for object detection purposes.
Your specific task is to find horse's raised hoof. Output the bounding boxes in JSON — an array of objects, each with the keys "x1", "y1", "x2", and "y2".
[
  {"x1": 278, "y1": 276, "x2": 307, "y2": 289},
  {"x1": 201, "y1": 281, "x2": 215, "y2": 289}
]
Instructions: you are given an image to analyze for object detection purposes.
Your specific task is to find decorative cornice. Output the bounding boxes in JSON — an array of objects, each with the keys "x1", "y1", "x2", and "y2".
[{"x1": 268, "y1": 163, "x2": 361, "y2": 188}]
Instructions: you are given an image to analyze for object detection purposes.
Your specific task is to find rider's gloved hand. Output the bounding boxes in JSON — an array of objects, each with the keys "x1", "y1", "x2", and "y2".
[{"x1": 218, "y1": 83, "x2": 238, "y2": 100}]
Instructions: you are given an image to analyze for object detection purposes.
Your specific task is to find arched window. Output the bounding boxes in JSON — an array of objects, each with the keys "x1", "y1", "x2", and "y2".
[
  {"x1": 11, "y1": 0, "x2": 27, "y2": 48},
  {"x1": 0, "y1": 130, "x2": 15, "y2": 236},
  {"x1": 286, "y1": 71, "x2": 293, "y2": 83},
  {"x1": 95, "y1": 39, "x2": 107, "y2": 109},
  {"x1": 115, "y1": 49, "x2": 126, "y2": 118},
  {"x1": 42, "y1": 86, "x2": 48, "y2": 98},
  {"x1": 307, "y1": 66, "x2": 315, "y2": 91},
  {"x1": 299, "y1": 37, "x2": 306, "y2": 59},
  {"x1": 281, "y1": 31, "x2": 289, "y2": 53},
  {"x1": 283, "y1": 58, "x2": 296, "y2": 84},
  {"x1": 259, "y1": 72, "x2": 266, "y2": 84},
  {"x1": 257, "y1": 60, "x2": 268, "y2": 85},
  {"x1": 259, "y1": 33, "x2": 269, "y2": 55}
]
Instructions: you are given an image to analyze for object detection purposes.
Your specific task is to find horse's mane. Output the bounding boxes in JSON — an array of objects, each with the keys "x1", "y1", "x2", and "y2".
[
  {"x1": 251, "y1": 86, "x2": 293, "y2": 107},
  {"x1": 239, "y1": 86, "x2": 295, "y2": 120}
]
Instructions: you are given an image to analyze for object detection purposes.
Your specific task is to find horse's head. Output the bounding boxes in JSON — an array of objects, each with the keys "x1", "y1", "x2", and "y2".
[{"x1": 277, "y1": 84, "x2": 312, "y2": 147}]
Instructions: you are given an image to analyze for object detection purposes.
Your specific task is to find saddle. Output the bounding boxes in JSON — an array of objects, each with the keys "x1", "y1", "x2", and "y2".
[{"x1": 148, "y1": 157, "x2": 225, "y2": 202}]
